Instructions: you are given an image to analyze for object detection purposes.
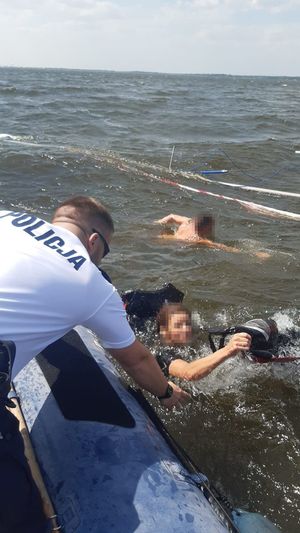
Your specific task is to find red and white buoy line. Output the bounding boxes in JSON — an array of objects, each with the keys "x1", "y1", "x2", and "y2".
[
  {"x1": 180, "y1": 170, "x2": 300, "y2": 199},
  {"x1": 115, "y1": 157, "x2": 300, "y2": 222}
]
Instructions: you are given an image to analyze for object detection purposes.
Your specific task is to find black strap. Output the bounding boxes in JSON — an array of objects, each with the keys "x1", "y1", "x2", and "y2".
[
  {"x1": 208, "y1": 327, "x2": 236, "y2": 352},
  {"x1": 0, "y1": 340, "x2": 16, "y2": 408},
  {"x1": 250, "y1": 349, "x2": 274, "y2": 360}
]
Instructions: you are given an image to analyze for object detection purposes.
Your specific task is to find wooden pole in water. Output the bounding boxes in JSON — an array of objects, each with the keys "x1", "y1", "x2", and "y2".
[{"x1": 8, "y1": 391, "x2": 61, "y2": 531}]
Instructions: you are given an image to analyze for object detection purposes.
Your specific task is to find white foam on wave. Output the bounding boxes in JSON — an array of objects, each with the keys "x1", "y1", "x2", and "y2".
[
  {"x1": 0, "y1": 133, "x2": 19, "y2": 140},
  {"x1": 272, "y1": 310, "x2": 299, "y2": 332},
  {"x1": 0, "y1": 133, "x2": 47, "y2": 148}
]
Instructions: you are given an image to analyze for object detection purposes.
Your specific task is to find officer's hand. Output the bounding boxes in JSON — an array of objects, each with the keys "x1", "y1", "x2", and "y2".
[{"x1": 159, "y1": 381, "x2": 191, "y2": 409}]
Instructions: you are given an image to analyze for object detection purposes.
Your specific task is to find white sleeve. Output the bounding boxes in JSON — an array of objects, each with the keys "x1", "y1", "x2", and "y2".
[{"x1": 82, "y1": 289, "x2": 135, "y2": 349}]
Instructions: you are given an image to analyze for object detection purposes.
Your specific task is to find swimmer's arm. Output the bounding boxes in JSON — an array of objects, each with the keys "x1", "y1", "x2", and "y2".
[
  {"x1": 155, "y1": 214, "x2": 191, "y2": 226},
  {"x1": 199, "y1": 239, "x2": 242, "y2": 253},
  {"x1": 200, "y1": 239, "x2": 270, "y2": 259},
  {"x1": 168, "y1": 333, "x2": 251, "y2": 381}
]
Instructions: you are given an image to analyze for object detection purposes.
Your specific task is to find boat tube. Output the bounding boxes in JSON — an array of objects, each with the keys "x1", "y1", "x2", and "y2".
[{"x1": 13, "y1": 327, "x2": 280, "y2": 532}]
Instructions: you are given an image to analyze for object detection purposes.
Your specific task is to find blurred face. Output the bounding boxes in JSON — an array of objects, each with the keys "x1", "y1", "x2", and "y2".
[
  {"x1": 195, "y1": 215, "x2": 214, "y2": 239},
  {"x1": 161, "y1": 311, "x2": 192, "y2": 345}
]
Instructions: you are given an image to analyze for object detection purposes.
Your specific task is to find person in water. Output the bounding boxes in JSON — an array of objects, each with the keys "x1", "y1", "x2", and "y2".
[
  {"x1": 155, "y1": 303, "x2": 251, "y2": 380},
  {"x1": 155, "y1": 213, "x2": 270, "y2": 259}
]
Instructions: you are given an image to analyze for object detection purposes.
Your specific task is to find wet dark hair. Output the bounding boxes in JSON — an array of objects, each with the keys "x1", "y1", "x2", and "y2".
[
  {"x1": 195, "y1": 214, "x2": 214, "y2": 236},
  {"x1": 157, "y1": 303, "x2": 191, "y2": 333}
]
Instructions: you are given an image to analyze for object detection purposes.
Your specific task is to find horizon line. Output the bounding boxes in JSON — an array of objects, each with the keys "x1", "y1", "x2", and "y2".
[{"x1": 0, "y1": 64, "x2": 299, "y2": 78}]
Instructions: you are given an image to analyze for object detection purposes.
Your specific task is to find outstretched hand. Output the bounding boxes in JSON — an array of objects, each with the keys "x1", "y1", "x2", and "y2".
[{"x1": 159, "y1": 381, "x2": 191, "y2": 409}]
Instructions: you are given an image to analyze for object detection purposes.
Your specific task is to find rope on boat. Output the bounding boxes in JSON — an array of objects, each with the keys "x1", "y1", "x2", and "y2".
[{"x1": 8, "y1": 387, "x2": 62, "y2": 532}]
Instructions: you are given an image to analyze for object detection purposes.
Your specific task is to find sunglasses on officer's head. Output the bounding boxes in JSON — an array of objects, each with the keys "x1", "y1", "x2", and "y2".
[{"x1": 92, "y1": 228, "x2": 110, "y2": 257}]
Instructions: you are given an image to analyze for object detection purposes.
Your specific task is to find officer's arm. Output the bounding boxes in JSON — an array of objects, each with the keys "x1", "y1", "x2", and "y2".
[{"x1": 108, "y1": 339, "x2": 190, "y2": 407}]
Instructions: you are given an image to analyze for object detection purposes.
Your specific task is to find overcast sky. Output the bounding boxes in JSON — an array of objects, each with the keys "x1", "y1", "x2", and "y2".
[{"x1": 0, "y1": 0, "x2": 299, "y2": 76}]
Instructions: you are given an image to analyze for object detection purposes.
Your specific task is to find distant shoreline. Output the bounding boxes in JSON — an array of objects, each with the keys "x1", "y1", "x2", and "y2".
[{"x1": 0, "y1": 65, "x2": 299, "y2": 79}]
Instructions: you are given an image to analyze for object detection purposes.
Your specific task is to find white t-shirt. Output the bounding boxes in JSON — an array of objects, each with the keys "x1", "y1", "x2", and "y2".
[{"x1": 0, "y1": 210, "x2": 135, "y2": 378}]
